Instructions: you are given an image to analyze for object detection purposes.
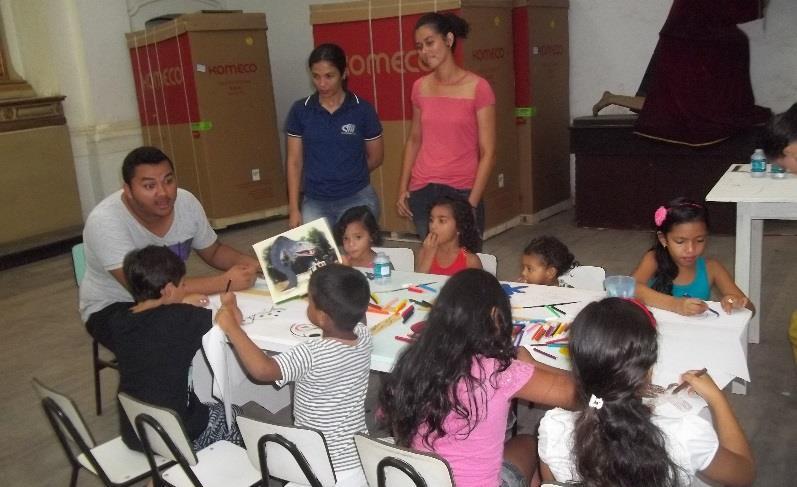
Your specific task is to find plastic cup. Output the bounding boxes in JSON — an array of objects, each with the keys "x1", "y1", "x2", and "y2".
[{"x1": 604, "y1": 275, "x2": 636, "y2": 298}]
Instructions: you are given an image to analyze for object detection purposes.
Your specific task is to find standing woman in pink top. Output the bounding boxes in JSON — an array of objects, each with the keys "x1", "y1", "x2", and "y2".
[{"x1": 396, "y1": 12, "x2": 497, "y2": 239}]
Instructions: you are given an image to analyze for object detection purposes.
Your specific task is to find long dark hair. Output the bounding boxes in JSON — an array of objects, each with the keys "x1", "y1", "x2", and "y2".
[
  {"x1": 379, "y1": 269, "x2": 514, "y2": 447},
  {"x1": 430, "y1": 196, "x2": 482, "y2": 253},
  {"x1": 415, "y1": 12, "x2": 470, "y2": 52},
  {"x1": 650, "y1": 197, "x2": 709, "y2": 294},
  {"x1": 308, "y1": 43, "x2": 348, "y2": 91},
  {"x1": 570, "y1": 298, "x2": 683, "y2": 487}
]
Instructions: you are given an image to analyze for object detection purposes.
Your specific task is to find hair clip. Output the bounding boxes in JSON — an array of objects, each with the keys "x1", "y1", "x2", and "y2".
[
  {"x1": 654, "y1": 206, "x2": 668, "y2": 227},
  {"x1": 622, "y1": 298, "x2": 657, "y2": 328},
  {"x1": 588, "y1": 394, "x2": 604, "y2": 410}
]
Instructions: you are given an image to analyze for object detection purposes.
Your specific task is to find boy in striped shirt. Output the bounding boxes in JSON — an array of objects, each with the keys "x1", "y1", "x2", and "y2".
[{"x1": 217, "y1": 264, "x2": 372, "y2": 486}]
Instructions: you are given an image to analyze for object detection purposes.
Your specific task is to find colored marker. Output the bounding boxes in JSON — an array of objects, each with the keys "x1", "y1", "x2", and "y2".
[
  {"x1": 532, "y1": 348, "x2": 557, "y2": 360},
  {"x1": 393, "y1": 299, "x2": 408, "y2": 314},
  {"x1": 672, "y1": 368, "x2": 707, "y2": 394},
  {"x1": 368, "y1": 304, "x2": 389, "y2": 315},
  {"x1": 707, "y1": 307, "x2": 720, "y2": 317},
  {"x1": 417, "y1": 283, "x2": 437, "y2": 293},
  {"x1": 394, "y1": 335, "x2": 414, "y2": 343},
  {"x1": 370, "y1": 292, "x2": 380, "y2": 305},
  {"x1": 532, "y1": 325, "x2": 547, "y2": 342},
  {"x1": 401, "y1": 305, "x2": 415, "y2": 323},
  {"x1": 407, "y1": 286, "x2": 424, "y2": 293}
]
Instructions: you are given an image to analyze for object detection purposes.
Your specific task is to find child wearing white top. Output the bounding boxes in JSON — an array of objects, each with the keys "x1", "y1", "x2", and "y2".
[{"x1": 538, "y1": 298, "x2": 755, "y2": 487}]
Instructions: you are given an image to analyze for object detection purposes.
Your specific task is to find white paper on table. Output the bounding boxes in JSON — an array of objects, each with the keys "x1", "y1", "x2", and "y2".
[{"x1": 508, "y1": 283, "x2": 605, "y2": 310}]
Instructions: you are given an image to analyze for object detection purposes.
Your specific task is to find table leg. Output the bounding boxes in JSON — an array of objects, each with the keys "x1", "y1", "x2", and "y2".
[{"x1": 735, "y1": 204, "x2": 761, "y2": 344}]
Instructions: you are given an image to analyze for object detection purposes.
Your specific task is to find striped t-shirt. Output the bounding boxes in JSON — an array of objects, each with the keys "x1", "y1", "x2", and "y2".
[{"x1": 274, "y1": 324, "x2": 372, "y2": 472}]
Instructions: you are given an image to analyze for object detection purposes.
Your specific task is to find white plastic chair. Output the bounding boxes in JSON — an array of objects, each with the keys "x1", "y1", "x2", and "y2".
[
  {"x1": 354, "y1": 433, "x2": 454, "y2": 487},
  {"x1": 558, "y1": 265, "x2": 606, "y2": 291},
  {"x1": 118, "y1": 393, "x2": 259, "y2": 487},
  {"x1": 477, "y1": 252, "x2": 498, "y2": 276},
  {"x1": 237, "y1": 415, "x2": 336, "y2": 487},
  {"x1": 32, "y1": 378, "x2": 171, "y2": 487},
  {"x1": 373, "y1": 246, "x2": 415, "y2": 272}
]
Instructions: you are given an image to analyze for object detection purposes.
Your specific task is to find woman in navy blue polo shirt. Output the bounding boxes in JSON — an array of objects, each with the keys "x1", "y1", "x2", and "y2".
[{"x1": 285, "y1": 43, "x2": 384, "y2": 228}]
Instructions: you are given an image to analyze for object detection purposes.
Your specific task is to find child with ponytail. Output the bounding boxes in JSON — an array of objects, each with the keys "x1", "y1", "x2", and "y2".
[
  {"x1": 632, "y1": 197, "x2": 753, "y2": 316},
  {"x1": 538, "y1": 297, "x2": 755, "y2": 487}
]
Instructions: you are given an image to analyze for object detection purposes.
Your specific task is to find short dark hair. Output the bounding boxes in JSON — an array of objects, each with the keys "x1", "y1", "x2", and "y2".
[
  {"x1": 308, "y1": 264, "x2": 370, "y2": 331},
  {"x1": 308, "y1": 43, "x2": 348, "y2": 91},
  {"x1": 415, "y1": 12, "x2": 470, "y2": 52},
  {"x1": 523, "y1": 236, "x2": 576, "y2": 277},
  {"x1": 123, "y1": 245, "x2": 185, "y2": 302},
  {"x1": 762, "y1": 103, "x2": 797, "y2": 160},
  {"x1": 122, "y1": 146, "x2": 174, "y2": 185},
  {"x1": 335, "y1": 205, "x2": 383, "y2": 246}
]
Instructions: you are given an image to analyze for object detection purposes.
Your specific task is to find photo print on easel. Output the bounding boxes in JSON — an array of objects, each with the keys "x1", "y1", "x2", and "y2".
[{"x1": 252, "y1": 218, "x2": 341, "y2": 303}]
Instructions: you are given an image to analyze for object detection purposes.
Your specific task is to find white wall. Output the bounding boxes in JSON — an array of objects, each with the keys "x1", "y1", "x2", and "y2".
[
  {"x1": 569, "y1": 0, "x2": 797, "y2": 118},
  {"x1": 3, "y1": 0, "x2": 796, "y2": 220}
]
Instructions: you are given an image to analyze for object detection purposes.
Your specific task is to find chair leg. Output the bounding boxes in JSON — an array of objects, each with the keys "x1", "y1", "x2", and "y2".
[{"x1": 92, "y1": 339, "x2": 102, "y2": 415}]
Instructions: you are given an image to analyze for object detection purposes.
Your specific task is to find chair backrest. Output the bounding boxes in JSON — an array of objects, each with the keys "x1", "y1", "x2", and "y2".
[
  {"x1": 237, "y1": 416, "x2": 336, "y2": 487},
  {"x1": 558, "y1": 265, "x2": 606, "y2": 291},
  {"x1": 32, "y1": 378, "x2": 95, "y2": 449},
  {"x1": 476, "y1": 252, "x2": 497, "y2": 276},
  {"x1": 373, "y1": 247, "x2": 415, "y2": 272},
  {"x1": 354, "y1": 433, "x2": 454, "y2": 487},
  {"x1": 118, "y1": 392, "x2": 198, "y2": 465},
  {"x1": 71, "y1": 243, "x2": 86, "y2": 286}
]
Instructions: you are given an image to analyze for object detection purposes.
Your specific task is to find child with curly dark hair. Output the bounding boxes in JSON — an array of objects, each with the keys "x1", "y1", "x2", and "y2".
[
  {"x1": 519, "y1": 236, "x2": 576, "y2": 286},
  {"x1": 379, "y1": 269, "x2": 576, "y2": 487},
  {"x1": 416, "y1": 195, "x2": 482, "y2": 275}
]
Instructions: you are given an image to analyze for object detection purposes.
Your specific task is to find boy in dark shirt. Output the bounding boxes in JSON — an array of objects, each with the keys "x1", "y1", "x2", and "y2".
[{"x1": 112, "y1": 245, "x2": 241, "y2": 450}]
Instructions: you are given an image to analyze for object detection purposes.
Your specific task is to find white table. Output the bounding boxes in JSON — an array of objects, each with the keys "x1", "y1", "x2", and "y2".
[
  {"x1": 706, "y1": 164, "x2": 797, "y2": 344},
  {"x1": 201, "y1": 270, "x2": 752, "y2": 422}
]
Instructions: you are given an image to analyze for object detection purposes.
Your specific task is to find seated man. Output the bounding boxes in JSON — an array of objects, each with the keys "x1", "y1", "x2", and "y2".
[{"x1": 79, "y1": 146, "x2": 258, "y2": 352}]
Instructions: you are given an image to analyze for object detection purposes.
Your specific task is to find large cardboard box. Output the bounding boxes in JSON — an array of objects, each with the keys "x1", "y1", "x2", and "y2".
[
  {"x1": 512, "y1": 0, "x2": 570, "y2": 214},
  {"x1": 126, "y1": 12, "x2": 286, "y2": 228},
  {"x1": 310, "y1": 0, "x2": 519, "y2": 235}
]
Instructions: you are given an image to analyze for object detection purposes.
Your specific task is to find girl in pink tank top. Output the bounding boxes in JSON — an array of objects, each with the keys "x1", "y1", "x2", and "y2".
[{"x1": 417, "y1": 196, "x2": 482, "y2": 276}]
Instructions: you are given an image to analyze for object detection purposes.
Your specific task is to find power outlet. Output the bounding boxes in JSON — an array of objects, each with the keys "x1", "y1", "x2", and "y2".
[
  {"x1": 251, "y1": 168, "x2": 261, "y2": 181},
  {"x1": 497, "y1": 173, "x2": 504, "y2": 188}
]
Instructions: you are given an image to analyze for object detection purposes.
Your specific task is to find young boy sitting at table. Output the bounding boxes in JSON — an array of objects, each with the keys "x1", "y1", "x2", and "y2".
[
  {"x1": 112, "y1": 245, "x2": 242, "y2": 451},
  {"x1": 216, "y1": 263, "x2": 372, "y2": 486}
]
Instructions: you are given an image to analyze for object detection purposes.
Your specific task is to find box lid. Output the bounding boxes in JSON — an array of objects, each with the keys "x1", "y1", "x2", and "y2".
[
  {"x1": 513, "y1": 0, "x2": 569, "y2": 8},
  {"x1": 126, "y1": 12, "x2": 266, "y2": 47},
  {"x1": 310, "y1": 0, "x2": 512, "y2": 25}
]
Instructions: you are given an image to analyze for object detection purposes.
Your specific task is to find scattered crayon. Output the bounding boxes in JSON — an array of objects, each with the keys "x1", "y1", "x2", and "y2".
[{"x1": 532, "y1": 348, "x2": 557, "y2": 360}]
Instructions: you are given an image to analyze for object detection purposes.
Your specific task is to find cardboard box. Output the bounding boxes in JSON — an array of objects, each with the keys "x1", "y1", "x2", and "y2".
[
  {"x1": 126, "y1": 12, "x2": 286, "y2": 228},
  {"x1": 513, "y1": 0, "x2": 570, "y2": 214},
  {"x1": 310, "y1": 0, "x2": 520, "y2": 235}
]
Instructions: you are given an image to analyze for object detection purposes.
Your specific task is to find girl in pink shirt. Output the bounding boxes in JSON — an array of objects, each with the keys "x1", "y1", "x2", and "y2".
[
  {"x1": 396, "y1": 12, "x2": 497, "y2": 239},
  {"x1": 379, "y1": 269, "x2": 576, "y2": 487}
]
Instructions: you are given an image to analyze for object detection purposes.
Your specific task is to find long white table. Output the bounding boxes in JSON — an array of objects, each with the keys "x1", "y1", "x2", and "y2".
[
  {"x1": 706, "y1": 163, "x2": 797, "y2": 344},
  {"x1": 199, "y1": 270, "x2": 751, "y2": 422}
]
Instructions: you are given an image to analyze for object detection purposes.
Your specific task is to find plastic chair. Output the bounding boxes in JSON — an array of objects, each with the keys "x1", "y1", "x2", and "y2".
[
  {"x1": 236, "y1": 415, "x2": 336, "y2": 487},
  {"x1": 477, "y1": 252, "x2": 498, "y2": 276},
  {"x1": 354, "y1": 433, "x2": 454, "y2": 487},
  {"x1": 558, "y1": 265, "x2": 606, "y2": 291},
  {"x1": 373, "y1": 247, "x2": 415, "y2": 272},
  {"x1": 72, "y1": 243, "x2": 118, "y2": 416},
  {"x1": 118, "y1": 393, "x2": 260, "y2": 487},
  {"x1": 32, "y1": 378, "x2": 171, "y2": 487}
]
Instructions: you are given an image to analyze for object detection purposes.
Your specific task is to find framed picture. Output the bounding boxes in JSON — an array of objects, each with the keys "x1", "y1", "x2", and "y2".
[{"x1": 252, "y1": 218, "x2": 341, "y2": 303}]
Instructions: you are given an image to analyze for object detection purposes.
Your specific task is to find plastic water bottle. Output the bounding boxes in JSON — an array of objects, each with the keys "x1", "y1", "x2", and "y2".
[
  {"x1": 373, "y1": 252, "x2": 392, "y2": 282},
  {"x1": 771, "y1": 163, "x2": 787, "y2": 179},
  {"x1": 750, "y1": 148, "x2": 767, "y2": 177}
]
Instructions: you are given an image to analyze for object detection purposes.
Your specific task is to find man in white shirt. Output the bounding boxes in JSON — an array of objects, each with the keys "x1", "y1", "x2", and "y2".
[{"x1": 79, "y1": 146, "x2": 258, "y2": 352}]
